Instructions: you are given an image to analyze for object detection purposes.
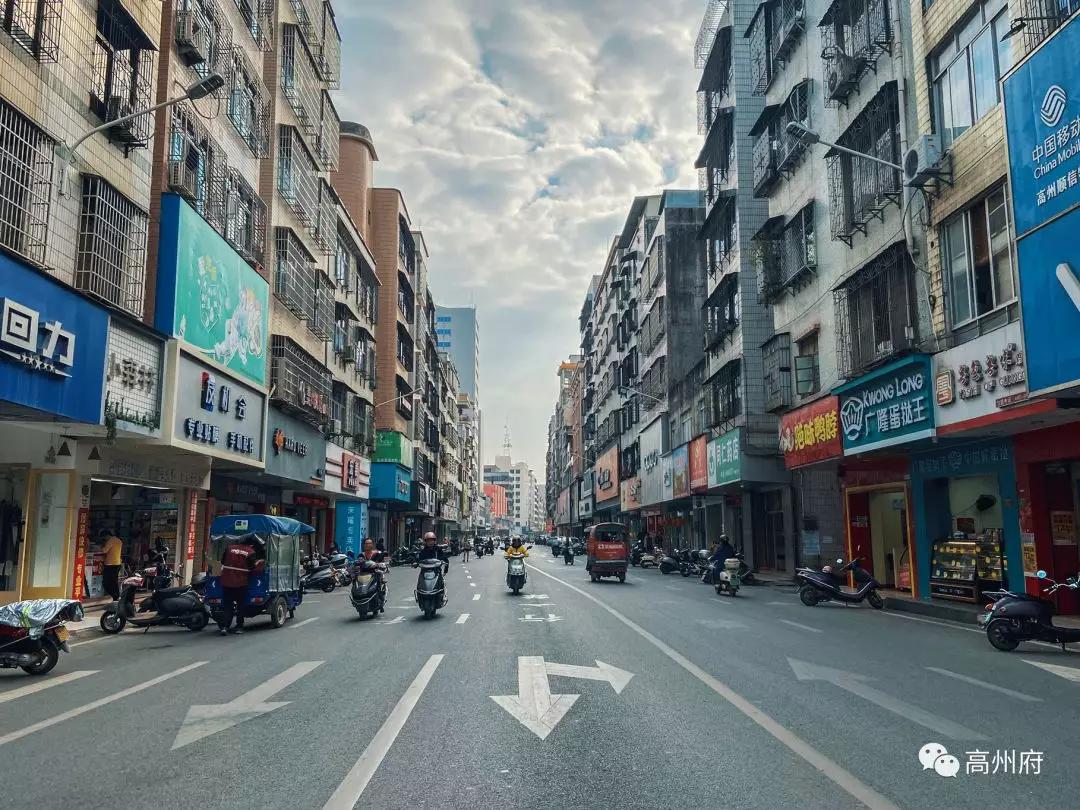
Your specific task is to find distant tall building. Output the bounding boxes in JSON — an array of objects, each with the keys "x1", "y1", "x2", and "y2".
[
  {"x1": 484, "y1": 455, "x2": 539, "y2": 534},
  {"x1": 434, "y1": 306, "x2": 479, "y2": 401}
]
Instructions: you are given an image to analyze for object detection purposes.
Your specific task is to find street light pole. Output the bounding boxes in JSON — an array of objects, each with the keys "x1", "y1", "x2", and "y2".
[
  {"x1": 785, "y1": 122, "x2": 903, "y2": 172},
  {"x1": 617, "y1": 385, "x2": 664, "y2": 404}
]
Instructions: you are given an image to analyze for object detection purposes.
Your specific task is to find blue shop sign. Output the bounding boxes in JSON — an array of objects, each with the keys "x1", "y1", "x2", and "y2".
[
  {"x1": 0, "y1": 256, "x2": 108, "y2": 423},
  {"x1": 370, "y1": 462, "x2": 412, "y2": 503},
  {"x1": 335, "y1": 502, "x2": 367, "y2": 557},
  {"x1": 910, "y1": 440, "x2": 1013, "y2": 479},
  {"x1": 835, "y1": 355, "x2": 934, "y2": 455},
  {"x1": 1003, "y1": 15, "x2": 1080, "y2": 237}
]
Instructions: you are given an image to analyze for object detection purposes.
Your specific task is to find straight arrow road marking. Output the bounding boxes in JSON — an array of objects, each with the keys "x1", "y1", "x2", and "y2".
[
  {"x1": 925, "y1": 667, "x2": 1041, "y2": 702},
  {"x1": 518, "y1": 602, "x2": 555, "y2": 608},
  {"x1": 788, "y1": 658, "x2": 987, "y2": 740},
  {"x1": 289, "y1": 617, "x2": 319, "y2": 629},
  {"x1": 523, "y1": 594, "x2": 551, "y2": 600},
  {"x1": 472, "y1": 594, "x2": 482, "y2": 601},
  {"x1": 323, "y1": 654, "x2": 444, "y2": 809},
  {"x1": 491, "y1": 656, "x2": 578, "y2": 740},
  {"x1": 0, "y1": 661, "x2": 207, "y2": 748},
  {"x1": 779, "y1": 620, "x2": 823, "y2": 634},
  {"x1": 456, "y1": 613, "x2": 470, "y2": 624},
  {"x1": 0, "y1": 670, "x2": 97, "y2": 705},
  {"x1": 1024, "y1": 659, "x2": 1080, "y2": 682},
  {"x1": 172, "y1": 661, "x2": 323, "y2": 749},
  {"x1": 375, "y1": 616, "x2": 405, "y2": 625}
]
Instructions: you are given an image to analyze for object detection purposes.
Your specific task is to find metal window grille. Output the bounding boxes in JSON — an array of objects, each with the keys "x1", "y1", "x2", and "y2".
[
  {"x1": 334, "y1": 227, "x2": 353, "y2": 290},
  {"x1": 90, "y1": 0, "x2": 155, "y2": 149},
  {"x1": 311, "y1": 272, "x2": 334, "y2": 338},
  {"x1": 274, "y1": 226, "x2": 316, "y2": 318},
  {"x1": 833, "y1": 242, "x2": 915, "y2": 378},
  {"x1": 1015, "y1": 0, "x2": 1080, "y2": 58},
  {"x1": 639, "y1": 356, "x2": 666, "y2": 407},
  {"x1": 3, "y1": 0, "x2": 61, "y2": 62},
  {"x1": 167, "y1": 102, "x2": 210, "y2": 206},
  {"x1": 330, "y1": 380, "x2": 347, "y2": 426},
  {"x1": 76, "y1": 176, "x2": 148, "y2": 317},
  {"x1": 639, "y1": 297, "x2": 666, "y2": 358},
  {"x1": 317, "y1": 91, "x2": 340, "y2": 171},
  {"x1": 826, "y1": 81, "x2": 901, "y2": 245},
  {"x1": 271, "y1": 335, "x2": 332, "y2": 424},
  {"x1": 819, "y1": 0, "x2": 892, "y2": 108},
  {"x1": 694, "y1": 0, "x2": 726, "y2": 69},
  {"x1": 277, "y1": 125, "x2": 320, "y2": 226},
  {"x1": 280, "y1": 24, "x2": 320, "y2": 137},
  {"x1": 177, "y1": 0, "x2": 232, "y2": 91},
  {"x1": 319, "y1": 1, "x2": 340, "y2": 88},
  {"x1": 752, "y1": 130, "x2": 777, "y2": 195},
  {"x1": 704, "y1": 274, "x2": 740, "y2": 349},
  {"x1": 234, "y1": 0, "x2": 273, "y2": 49},
  {"x1": 704, "y1": 195, "x2": 738, "y2": 276},
  {"x1": 770, "y1": 0, "x2": 806, "y2": 72},
  {"x1": 763, "y1": 333, "x2": 792, "y2": 412},
  {"x1": 224, "y1": 170, "x2": 265, "y2": 263},
  {"x1": 0, "y1": 97, "x2": 54, "y2": 266},
  {"x1": 289, "y1": 0, "x2": 322, "y2": 50},
  {"x1": 710, "y1": 359, "x2": 742, "y2": 426},
  {"x1": 776, "y1": 80, "x2": 811, "y2": 175},
  {"x1": 314, "y1": 180, "x2": 335, "y2": 253},
  {"x1": 748, "y1": 3, "x2": 771, "y2": 95},
  {"x1": 228, "y1": 45, "x2": 268, "y2": 155}
]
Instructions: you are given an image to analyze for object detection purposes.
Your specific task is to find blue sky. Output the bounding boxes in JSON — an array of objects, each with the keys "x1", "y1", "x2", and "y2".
[{"x1": 334, "y1": 0, "x2": 703, "y2": 476}]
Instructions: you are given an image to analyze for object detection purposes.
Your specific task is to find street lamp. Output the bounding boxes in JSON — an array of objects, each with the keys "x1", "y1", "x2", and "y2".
[
  {"x1": 999, "y1": 16, "x2": 1062, "y2": 42},
  {"x1": 374, "y1": 387, "x2": 419, "y2": 409},
  {"x1": 57, "y1": 73, "x2": 225, "y2": 197},
  {"x1": 617, "y1": 384, "x2": 664, "y2": 404},
  {"x1": 785, "y1": 122, "x2": 903, "y2": 172}
]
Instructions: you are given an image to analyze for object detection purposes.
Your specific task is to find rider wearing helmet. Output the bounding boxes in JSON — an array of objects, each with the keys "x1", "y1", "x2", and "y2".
[
  {"x1": 417, "y1": 531, "x2": 449, "y2": 573},
  {"x1": 504, "y1": 536, "x2": 529, "y2": 558}
]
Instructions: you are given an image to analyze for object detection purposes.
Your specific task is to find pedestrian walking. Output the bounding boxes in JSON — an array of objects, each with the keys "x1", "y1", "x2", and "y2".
[
  {"x1": 462, "y1": 536, "x2": 472, "y2": 563},
  {"x1": 218, "y1": 540, "x2": 262, "y2": 636},
  {"x1": 99, "y1": 528, "x2": 124, "y2": 600}
]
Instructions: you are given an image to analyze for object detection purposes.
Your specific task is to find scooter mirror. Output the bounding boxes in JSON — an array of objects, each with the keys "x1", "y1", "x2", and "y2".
[{"x1": 1036, "y1": 569, "x2": 1048, "y2": 579}]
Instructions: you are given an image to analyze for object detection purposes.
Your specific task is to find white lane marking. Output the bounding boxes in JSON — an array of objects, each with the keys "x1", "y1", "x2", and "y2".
[
  {"x1": 518, "y1": 613, "x2": 562, "y2": 623},
  {"x1": 466, "y1": 575, "x2": 473, "y2": 580},
  {"x1": 472, "y1": 594, "x2": 482, "y2": 601},
  {"x1": 289, "y1": 617, "x2": 320, "y2": 629},
  {"x1": 322, "y1": 654, "x2": 444, "y2": 809},
  {"x1": 925, "y1": 667, "x2": 1042, "y2": 702},
  {"x1": 545, "y1": 660, "x2": 633, "y2": 692},
  {"x1": 518, "y1": 602, "x2": 556, "y2": 608},
  {"x1": 375, "y1": 616, "x2": 405, "y2": 625},
  {"x1": 525, "y1": 563, "x2": 898, "y2": 810},
  {"x1": 172, "y1": 661, "x2": 324, "y2": 749},
  {"x1": 1023, "y1": 659, "x2": 1080, "y2": 683},
  {"x1": 305, "y1": 599, "x2": 321, "y2": 603},
  {"x1": 0, "y1": 670, "x2": 98, "y2": 705},
  {"x1": 70, "y1": 633, "x2": 115, "y2": 648},
  {"x1": 455, "y1": 613, "x2": 470, "y2": 624},
  {"x1": 879, "y1": 611, "x2": 983, "y2": 634},
  {"x1": 779, "y1": 619, "x2": 823, "y2": 634},
  {"x1": 469, "y1": 583, "x2": 476, "y2": 587},
  {"x1": 0, "y1": 661, "x2": 207, "y2": 747}
]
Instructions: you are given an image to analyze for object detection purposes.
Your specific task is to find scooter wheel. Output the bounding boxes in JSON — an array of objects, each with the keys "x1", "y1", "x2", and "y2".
[
  {"x1": 186, "y1": 611, "x2": 209, "y2": 631},
  {"x1": 100, "y1": 611, "x2": 125, "y2": 634},
  {"x1": 680, "y1": 568, "x2": 689, "y2": 578},
  {"x1": 321, "y1": 580, "x2": 336, "y2": 593},
  {"x1": 799, "y1": 585, "x2": 821, "y2": 607},
  {"x1": 867, "y1": 590, "x2": 885, "y2": 610},
  {"x1": 20, "y1": 638, "x2": 59, "y2": 676},
  {"x1": 424, "y1": 606, "x2": 436, "y2": 619},
  {"x1": 986, "y1": 619, "x2": 1020, "y2": 651},
  {"x1": 618, "y1": 574, "x2": 625, "y2": 583}
]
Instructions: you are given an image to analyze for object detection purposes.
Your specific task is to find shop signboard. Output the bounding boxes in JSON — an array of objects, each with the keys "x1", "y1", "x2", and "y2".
[
  {"x1": 689, "y1": 435, "x2": 709, "y2": 492},
  {"x1": 71, "y1": 508, "x2": 90, "y2": 601},
  {"x1": 155, "y1": 194, "x2": 270, "y2": 387},
  {"x1": 933, "y1": 323, "x2": 1028, "y2": 428},
  {"x1": 0, "y1": 254, "x2": 108, "y2": 423},
  {"x1": 186, "y1": 492, "x2": 199, "y2": 561},
  {"x1": 555, "y1": 487, "x2": 571, "y2": 525},
  {"x1": 639, "y1": 417, "x2": 667, "y2": 507},
  {"x1": 594, "y1": 445, "x2": 619, "y2": 504},
  {"x1": 374, "y1": 430, "x2": 412, "y2": 467},
  {"x1": 672, "y1": 445, "x2": 689, "y2": 499},
  {"x1": 104, "y1": 321, "x2": 163, "y2": 434},
  {"x1": 265, "y1": 408, "x2": 325, "y2": 484},
  {"x1": 577, "y1": 472, "x2": 594, "y2": 521},
  {"x1": 620, "y1": 476, "x2": 641, "y2": 512},
  {"x1": 171, "y1": 351, "x2": 266, "y2": 464},
  {"x1": 836, "y1": 355, "x2": 934, "y2": 455},
  {"x1": 707, "y1": 428, "x2": 742, "y2": 488},
  {"x1": 325, "y1": 443, "x2": 370, "y2": 499},
  {"x1": 335, "y1": 502, "x2": 367, "y2": 557},
  {"x1": 96, "y1": 449, "x2": 211, "y2": 490},
  {"x1": 370, "y1": 463, "x2": 412, "y2": 502},
  {"x1": 661, "y1": 454, "x2": 673, "y2": 502},
  {"x1": 778, "y1": 397, "x2": 842, "y2": 469}
]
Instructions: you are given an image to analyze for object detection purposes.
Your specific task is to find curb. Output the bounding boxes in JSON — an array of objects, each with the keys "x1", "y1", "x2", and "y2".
[{"x1": 883, "y1": 595, "x2": 981, "y2": 625}]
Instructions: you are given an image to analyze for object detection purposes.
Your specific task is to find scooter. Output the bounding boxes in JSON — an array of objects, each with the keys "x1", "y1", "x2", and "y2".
[
  {"x1": 658, "y1": 551, "x2": 681, "y2": 575},
  {"x1": 563, "y1": 545, "x2": 575, "y2": 565},
  {"x1": 639, "y1": 548, "x2": 657, "y2": 569},
  {"x1": 796, "y1": 557, "x2": 884, "y2": 609},
  {"x1": 100, "y1": 571, "x2": 211, "y2": 633},
  {"x1": 0, "y1": 599, "x2": 83, "y2": 676},
  {"x1": 414, "y1": 559, "x2": 447, "y2": 619},
  {"x1": 506, "y1": 552, "x2": 528, "y2": 593},
  {"x1": 714, "y1": 555, "x2": 744, "y2": 597},
  {"x1": 350, "y1": 558, "x2": 387, "y2": 619},
  {"x1": 301, "y1": 555, "x2": 337, "y2": 593},
  {"x1": 981, "y1": 570, "x2": 1080, "y2": 651}
]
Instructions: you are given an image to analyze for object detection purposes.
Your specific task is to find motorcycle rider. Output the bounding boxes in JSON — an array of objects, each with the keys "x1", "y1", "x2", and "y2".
[
  {"x1": 416, "y1": 531, "x2": 449, "y2": 574},
  {"x1": 563, "y1": 536, "x2": 574, "y2": 563},
  {"x1": 505, "y1": 537, "x2": 529, "y2": 558},
  {"x1": 362, "y1": 538, "x2": 383, "y2": 562},
  {"x1": 703, "y1": 535, "x2": 736, "y2": 583}
]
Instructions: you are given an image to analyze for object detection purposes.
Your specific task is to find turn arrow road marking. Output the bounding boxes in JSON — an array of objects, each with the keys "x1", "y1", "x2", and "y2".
[
  {"x1": 545, "y1": 660, "x2": 634, "y2": 693},
  {"x1": 518, "y1": 613, "x2": 562, "y2": 623},
  {"x1": 172, "y1": 661, "x2": 324, "y2": 749},
  {"x1": 1024, "y1": 659, "x2": 1080, "y2": 682}
]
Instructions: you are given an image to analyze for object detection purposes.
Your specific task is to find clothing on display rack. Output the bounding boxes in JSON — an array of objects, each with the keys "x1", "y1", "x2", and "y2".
[{"x1": 0, "y1": 500, "x2": 24, "y2": 592}]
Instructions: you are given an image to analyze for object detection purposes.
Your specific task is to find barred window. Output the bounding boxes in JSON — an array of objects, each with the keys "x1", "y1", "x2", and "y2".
[
  {"x1": 819, "y1": 0, "x2": 892, "y2": 107},
  {"x1": 318, "y1": 91, "x2": 340, "y2": 171},
  {"x1": 280, "y1": 24, "x2": 320, "y2": 136},
  {"x1": 91, "y1": 0, "x2": 155, "y2": 149},
  {"x1": 707, "y1": 360, "x2": 742, "y2": 426},
  {"x1": 277, "y1": 125, "x2": 320, "y2": 226},
  {"x1": 704, "y1": 274, "x2": 740, "y2": 351},
  {"x1": 289, "y1": 0, "x2": 322, "y2": 51},
  {"x1": 0, "y1": 97, "x2": 54, "y2": 266},
  {"x1": 167, "y1": 103, "x2": 225, "y2": 221},
  {"x1": 274, "y1": 226, "x2": 316, "y2": 319},
  {"x1": 763, "y1": 333, "x2": 792, "y2": 413},
  {"x1": 271, "y1": 335, "x2": 332, "y2": 424},
  {"x1": 234, "y1": 0, "x2": 271, "y2": 49},
  {"x1": 319, "y1": 1, "x2": 341, "y2": 88},
  {"x1": 795, "y1": 331, "x2": 820, "y2": 396},
  {"x1": 227, "y1": 46, "x2": 267, "y2": 156},
  {"x1": 76, "y1": 176, "x2": 148, "y2": 317},
  {"x1": 176, "y1": 0, "x2": 231, "y2": 83},
  {"x1": 3, "y1": 0, "x2": 61, "y2": 62}
]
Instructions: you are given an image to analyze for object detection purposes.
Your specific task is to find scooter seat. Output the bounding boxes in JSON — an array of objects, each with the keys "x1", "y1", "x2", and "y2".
[{"x1": 153, "y1": 585, "x2": 191, "y2": 599}]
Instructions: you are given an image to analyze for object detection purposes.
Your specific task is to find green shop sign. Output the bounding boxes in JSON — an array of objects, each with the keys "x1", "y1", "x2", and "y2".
[
  {"x1": 154, "y1": 194, "x2": 270, "y2": 387},
  {"x1": 374, "y1": 430, "x2": 412, "y2": 466},
  {"x1": 707, "y1": 428, "x2": 741, "y2": 488},
  {"x1": 836, "y1": 355, "x2": 935, "y2": 455}
]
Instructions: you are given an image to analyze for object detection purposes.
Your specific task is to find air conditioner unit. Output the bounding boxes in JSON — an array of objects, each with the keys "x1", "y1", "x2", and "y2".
[
  {"x1": 176, "y1": 11, "x2": 210, "y2": 66},
  {"x1": 105, "y1": 96, "x2": 139, "y2": 143},
  {"x1": 825, "y1": 52, "x2": 863, "y2": 102},
  {"x1": 903, "y1": 134, "x2": 946, "y2": 188},
  {"x1": 168, "y1": 159, "x2": 199, "y2": 201}
]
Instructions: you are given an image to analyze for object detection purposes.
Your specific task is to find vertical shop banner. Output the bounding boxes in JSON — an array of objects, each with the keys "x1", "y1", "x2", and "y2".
[
  {"x1": 672, "y1": 445, "x2": 689, "y2": 499},
  {"x1": 661, "y1": 454, "x2": 673, "y2": 502},
  {"x1": 707, "y1": 428, "x2": 742, "y2": 488},
  {"x1": 186, "y1": 492, "x2": 199, "y2": 561},
  {"x1": 593, "y1": 445, "x2": 619, "y2": 504},
  {"x1": 336, "y1": 502, "x2": 367, "y2": 557},
  {"x1": 837, "y1": 356, "x2": 934, "y2": 454},
  {"x1": 71, "y1": 508, "x2": 90, "y2": 601},
  {"x1": 778, "y1": 397, "x2": 842, "y2": 468},
  {"x1": 620, "y1": 476, "x2": 642, "y2": 512},
  {"x1": 689, "y1": 436, "x2": 709, "y2": 492}
]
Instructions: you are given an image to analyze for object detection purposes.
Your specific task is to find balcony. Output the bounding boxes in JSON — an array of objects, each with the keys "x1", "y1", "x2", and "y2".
[
  {"x1": 704, "y1": 359, "x2": 742, "y2": 428},
  {"x1": 770, "y1": 0, "x2": 807, "y2": 71},
  {"x1": 639, "y1": 357, "x2": 666, "y2": 408},
  {"x1": 639, "y1": 298, "x2": 666, "y2": 358},
  {"x1": 290, "y1": 0, "x2": 323, "y2": 51},
  {"x1": 704, "y1": 273, "x2": 740, "y2": 351},
  {"x1": 747, "y1": 2, "x2": 771, "y2": 95},
  {"x1": 317, "y1": 91, "x2": 340, "y2": 171},
  {"x1": 833, "y1": 242, "x2": 916, "y2": 379},
  {"x1": 271, "y1": 336, "x2": 332, "y2": 424},
  {"x1": 280, "y1": 24, "x2": 320, "y2": 137},
  {"x1": 277, "y1": 125, "x2": 320, "y2": 227},
  {"x1": 763, "y1": 333, "x2": 792, "y2": 413},
  {"x1": 752, "y1": 131, "x2": 778, "y2": 196},
  {"x1": 274, "y1": 227, "x2": 316, "y2": 319},
  {"x1": 756, "y1": 203, "x2": 816, "y2": 302},
  {"x1": 819, "y1": 0, "x2": 892, "y2": 108},
  {"x1": 702, "y1": 192, "x2": 737, "y2": 279},
  {"x1": 319, "y1": 1, "x2": 341, "y2": 88}
]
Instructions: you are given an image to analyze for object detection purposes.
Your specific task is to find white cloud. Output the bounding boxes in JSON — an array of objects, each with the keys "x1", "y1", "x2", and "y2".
[{"x1": 334, "y1": 0, "x2": 703, "y2": 476}]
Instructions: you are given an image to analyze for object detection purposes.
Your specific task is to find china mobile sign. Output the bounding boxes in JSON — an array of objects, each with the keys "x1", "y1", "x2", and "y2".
[{"x1": 837, "y1": 356, "x2": 935, "y2": 455}]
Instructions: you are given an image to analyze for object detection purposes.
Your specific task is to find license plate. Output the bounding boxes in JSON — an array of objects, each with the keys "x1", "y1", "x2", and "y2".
[{"x1": 54, "y1": 626, "x2": 69, "y2": 642}]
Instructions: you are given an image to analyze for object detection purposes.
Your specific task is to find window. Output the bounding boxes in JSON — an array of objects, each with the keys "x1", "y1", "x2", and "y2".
[
  {"x1": 224, "y1": 170, "x2": 265, "y2": 263},
  {"x1": 277, "y1": 125, "x2": 320, "y2": 225},
  {"x1": 91, "y1": 0, "x2": 155, "y2": 148},
  {"x1": 795, "y1": 332, "x2": 820, "y2": 396},
  {"x1": 932, "y1": 0, "x2": 1010, "y2": 147},
  {"x1": 707, "y1": 361, "x2": 742, "y2": 425},
  {"x1": 763, "y1": 333, "x2": 792, "y2": 412},
  {"x1": 234, "y1": 0, "x2": 269, "y2": 48},
  {"x1": 0, "y1": 97, "x2": 55, "y2": 265},
  {"x1": 76, "y1": 175, "x2": 148, "y2": 317},
  {"x1": 271, "y1": 336, "x2": 331, "y2": 424},
  {"x1": 819, "y1": 0, "x2": 893, "y2": 106},
  {"x1": 942, "y1": 186, "x2": 1015, "y2": 326},
  {"x1": 228, "y1": 46, "x2": 266, "y2": 156},
  {"x1": 3, "y1": 0, "x2": 61, "y2": 61}
]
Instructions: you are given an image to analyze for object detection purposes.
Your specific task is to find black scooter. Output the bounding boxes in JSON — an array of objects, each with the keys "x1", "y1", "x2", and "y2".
[
  {"x1": 796, "y1": 557, "x2": 884, "y2": 609},
  {"x1": 563, "y1": 545, "x2": 575, "y2": 565},
  {"x1": 101, "y1": 572, "x2": 211, "y2": 633},
  {"x1": 414, "y1": 559, "x2": 447, "y2": 619},
  {"x1": 301, "y1": 555, "x2": 337, "y2": 593},
  {"x1": 981, "y1": 571, "x2": 1080, "y2": 651},
  {"x1": 350, "y1": 558, "x2": 387, "y2": 619}
]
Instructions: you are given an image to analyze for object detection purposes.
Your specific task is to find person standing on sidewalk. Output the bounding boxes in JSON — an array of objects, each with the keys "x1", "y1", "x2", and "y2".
[
  {"x1": 462, "y1": 536, "x2": 472, "y2": 563},
  {"x1": 99, "y1": 529, "x2": 124, "y2": 600},
  {"x1": 218, "y1": 541, "x2": 261, "y2": 636}
]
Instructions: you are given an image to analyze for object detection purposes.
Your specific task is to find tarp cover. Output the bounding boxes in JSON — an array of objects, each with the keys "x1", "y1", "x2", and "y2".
[
  {"x1": 0, "y1": 600, "x2": 83, "y2": 637},
  {"x1": 210, "y1": 514, "x2": 315, "y2": 537}
]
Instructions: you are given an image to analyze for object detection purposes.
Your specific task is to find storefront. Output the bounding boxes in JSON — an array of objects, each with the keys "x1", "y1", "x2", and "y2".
[
  {"x1": 619, "y1": 476, "x2": 641, "y2": 538},
  {"x1": 575, "y1": 471, "x2": 594, "y2": 533},
  {"x1": 638, "y1": 417, "x2": 667, "y2": 546},
  {"x1": 592, "y1": 445, "x2": 621, "y2": 521},
  {"x1": 0, "y1": 257, "x2": 110, "y2": 602},
  {"x1": 370, "y1": 430, "x2": 411, "y2": 550},
  {"x1": 324, "y1": 442, "x2": 371, "y2": 554}
]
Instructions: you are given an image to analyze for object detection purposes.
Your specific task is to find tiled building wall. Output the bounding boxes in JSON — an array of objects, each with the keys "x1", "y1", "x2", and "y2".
[{"x1": 369, "y1": 187, "x2": 409, "y2": 434}]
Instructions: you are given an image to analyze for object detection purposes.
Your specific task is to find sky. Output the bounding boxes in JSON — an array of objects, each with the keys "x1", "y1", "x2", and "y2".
[{"x1": 335, "y1": 0, "x2": 705, "y2": 479}]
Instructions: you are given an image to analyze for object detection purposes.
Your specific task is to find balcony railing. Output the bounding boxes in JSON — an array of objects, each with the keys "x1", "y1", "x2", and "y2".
[
  {"x1": 771, "y1": 0, "x2": 807, "y2": 71},
  {"x1": 277, "y1": 125, "x2": 320, "y2": 227},
  {"x1": 317, "y1": 91, "x2": 340, "y2": 170},
  {"x1": 639, "y1": 299, "x2": 666, "y2": 358},
  {"x1": 639, "y1": 357, "x2": 666, "y2": 408},
  {"x1": 752, "y1": 132, "x2": 777, "y2": 196},
  {"x1": 757, "y1": 203, "x2": 816, "y2": 301},
  {"x1": 763, "y1": 332, "x2": 792, "y2": 413},
  {"x1": 819, "y1": 0, "x2": 892, "y2": 108},
  {"x1": 748, "y1": 3, "x2": 771, "y2": 95},
  {"x1": 274, "y1": 228, "x2": 316, "y2": 318},
  {"x1": 319, "y1": 1, "x2": 341, "y2": 88},
  {"x1": 280, "y1": 24, "x2": 320, "y2": 137},
  {"x1": 271, "y1": 335, "x2": 332, "y2": 424},
  {"x1": 76, "y1": 176, "x2": 148, "y2": 317}
]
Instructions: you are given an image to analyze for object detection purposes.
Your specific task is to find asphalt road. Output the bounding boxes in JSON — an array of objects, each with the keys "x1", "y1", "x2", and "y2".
[{"x1": 1, "y1": 551, "x2": 1078, "y2": 809}]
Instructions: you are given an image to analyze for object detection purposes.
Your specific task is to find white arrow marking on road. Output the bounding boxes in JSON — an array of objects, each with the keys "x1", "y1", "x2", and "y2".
[
  {"x1": 788, "y1": 658, "x2": 987, "y2": 740},
  {"x1": 469, "y1": 582, "x2": 476, "y2": 587},
  {"x1": 472, "y1": 593, "x2": 482, "y2": 601},
  {"x1": 1024, "y1": 659, "x2": 1080, "y2": 683},
  {"x1": 1056, "y1": 262, "x2": 1080, "y2": 313},
  {"x1": 925, "y1": 667, "x2": 1041, "y2": 702},
  {"x1": 518, "y1": 613, "x2": 562, "y2": 623},
  {"x1": 522, "y1": 594, "x2": 551, "y2": 600},
  {"x1": 518, "y1": 602, "x2": 556, "y2": 608},
  {"x1": 456, "y1": 613, "x2": 470, "y2": 624},
  {"x1": 171, "y1": 661, "x2": 324, "y2": 750},
  {"x1": 0, "y1": 670, "x2": 98, "y2": 705},
  {"x1": 779, "y1": 619, "x2": 822, "y2": 634},
  {"x1": 289, "y1": 617, "x2": 319, "y2": 629},
  {"x1": 491, "y1": 656, "x2": 579, "y2": 740},
  {"x1": 545, "y1": 660, "x2": 634, "y2": 694},
  {"x1": 376, "y1": 615, "x2": 405, "y2": 625}
]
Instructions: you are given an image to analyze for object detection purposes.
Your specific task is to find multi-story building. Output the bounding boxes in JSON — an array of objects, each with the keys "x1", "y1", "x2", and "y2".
[
  {"x1": 434, "y1": 305, "x2": 479, "y2": 401},
  {"x1": 483, "y1": 483, "x2": 509, "y2": 531},
  {"x1": 484, "y1": 455, "x2": 538, "y2": 536},
  {"x1": 545, "y1": 356, "x2": 582, "y2": 533},
  {"x1": 457, "y1": 392, "x2": 482, "y2": 532},
  {"x1": 436, "y1": 352, "x2": 463, "y2": 538},
  {"x1": 410, "y1": 232, "x2": 440, "y2": 536}
]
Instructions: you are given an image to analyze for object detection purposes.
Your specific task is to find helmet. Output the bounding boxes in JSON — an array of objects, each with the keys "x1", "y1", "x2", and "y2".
[{"x1": 190, "y1": 572, "x2": 208, "y2": 593}]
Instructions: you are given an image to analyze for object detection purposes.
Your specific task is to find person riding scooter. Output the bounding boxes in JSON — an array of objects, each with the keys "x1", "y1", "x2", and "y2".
[
  {"x1": 703, "y1": 535, "x2": 736, "y2": 584},
  {"x1": 505, "y1": 537, "x2": 529, "y2": 559},
  {"x1": 417, "y1": 532, "x2": 449, "y2": 573},
  {"x1": 563, "y1": 538, "x2": 575, "y2": 565}
]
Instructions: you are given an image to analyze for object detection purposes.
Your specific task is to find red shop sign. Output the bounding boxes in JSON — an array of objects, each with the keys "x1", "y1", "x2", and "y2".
[
  {"x1": 294, "y1": 494, "x2": 330, "y2": 508},
  {"x1": 778, "y1": 396, "x2": 843, "y2": 469},
  {"x1": 71, "y1": 508, "x2": 90, "y2": 601},
  {"x1": 186, "y1": 492, "x2": 199, "y2": 561}
]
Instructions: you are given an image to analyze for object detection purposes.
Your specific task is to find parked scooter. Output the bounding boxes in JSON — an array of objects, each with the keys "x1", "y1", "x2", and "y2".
[
  {"x1": 981, "y1": 570, "x2": 1080, "y2": 651},
  {"x1": 414, "y1": 559, "x2": 447, "y2": 619},
  {"x1": 350, "y1": 558, "x2": 387, "y2": 619},
  {"x1": 301, "y1": 555, "x2": 337, "y2": 593},
  {"x1": 714, "y1": 554, "x2": 745, "y2": 597},
  {"x1": 0, "y1": 599, "x2": 83, "y2": 675},
  {"x1": 796, "y1": 557, "x2": 884, "y2": 608},
  {"x1": 506, "y1": 552, "x2": 528, "y2": 593},
  {"x1": 658, "y1": 550, "x2": 681, "y2": 575},
  {"x1": 100, "y1": 571, "x2": 211, "y2": 633}
]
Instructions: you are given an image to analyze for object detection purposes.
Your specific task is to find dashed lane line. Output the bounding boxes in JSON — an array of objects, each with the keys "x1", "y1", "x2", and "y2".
[
  {"x1": 456, "y1": 613, "x2": 470, "y2": 624},
  {"x1": 0, "y1": 671, "x2": 98, "y2": 705},
  {"x1": 779, "y1": 619, "x2": 823, "y2": 634}
]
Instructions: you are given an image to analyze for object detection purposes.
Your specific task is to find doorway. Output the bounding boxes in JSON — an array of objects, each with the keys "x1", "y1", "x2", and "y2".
[
  {"x1": 0, "y1": 467, "x2": 29, "y2": 603},
  {"x1": 846, "y1": 484, "x2": 914, "y2": 593}
]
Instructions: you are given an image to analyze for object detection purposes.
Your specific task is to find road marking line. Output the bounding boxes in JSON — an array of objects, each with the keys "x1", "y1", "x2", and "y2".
[
  {"x1": 0, "y1": 670, "x2": 98, "y2": 705},
  {"x1": 472, "y1": 594, "x2": 481, "y2": 601},
  {"x1": 466, "y1": 575, "x2": 473, "y2": 580},
  {"x1": 879, "y1": 611, "x2": 983, "y2": 634},
  {"x1": 469, "y1": 583, "x2": 476, "y2": 587},
  {"x1": 1024, "y1": 659, "x2": 1080, "y2": 682},
  {"x1": 322, "y1": 654, "x2": 444, "y2": 809},
  {"x1": 0, "y1": 661, "x2": 207, "y2": 747},
  {"x1": 289, "y1": 617, "x2": 320, "y2": 629},
  {"x1": 525, "y1": 563, "x2": 898, "y2": 810},
  {"x1": 70, "y1": 633, "x2": 115, "y2": 647},
  {"x1": 456, "y1": 613, "x2": 470, "y2": 624},
  {"x1": 925, "y1": 667, "x2": 1042, "y2": 702},
  {"x1": 779, "y1": 620, "x2": 822, "y2": 634}
]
